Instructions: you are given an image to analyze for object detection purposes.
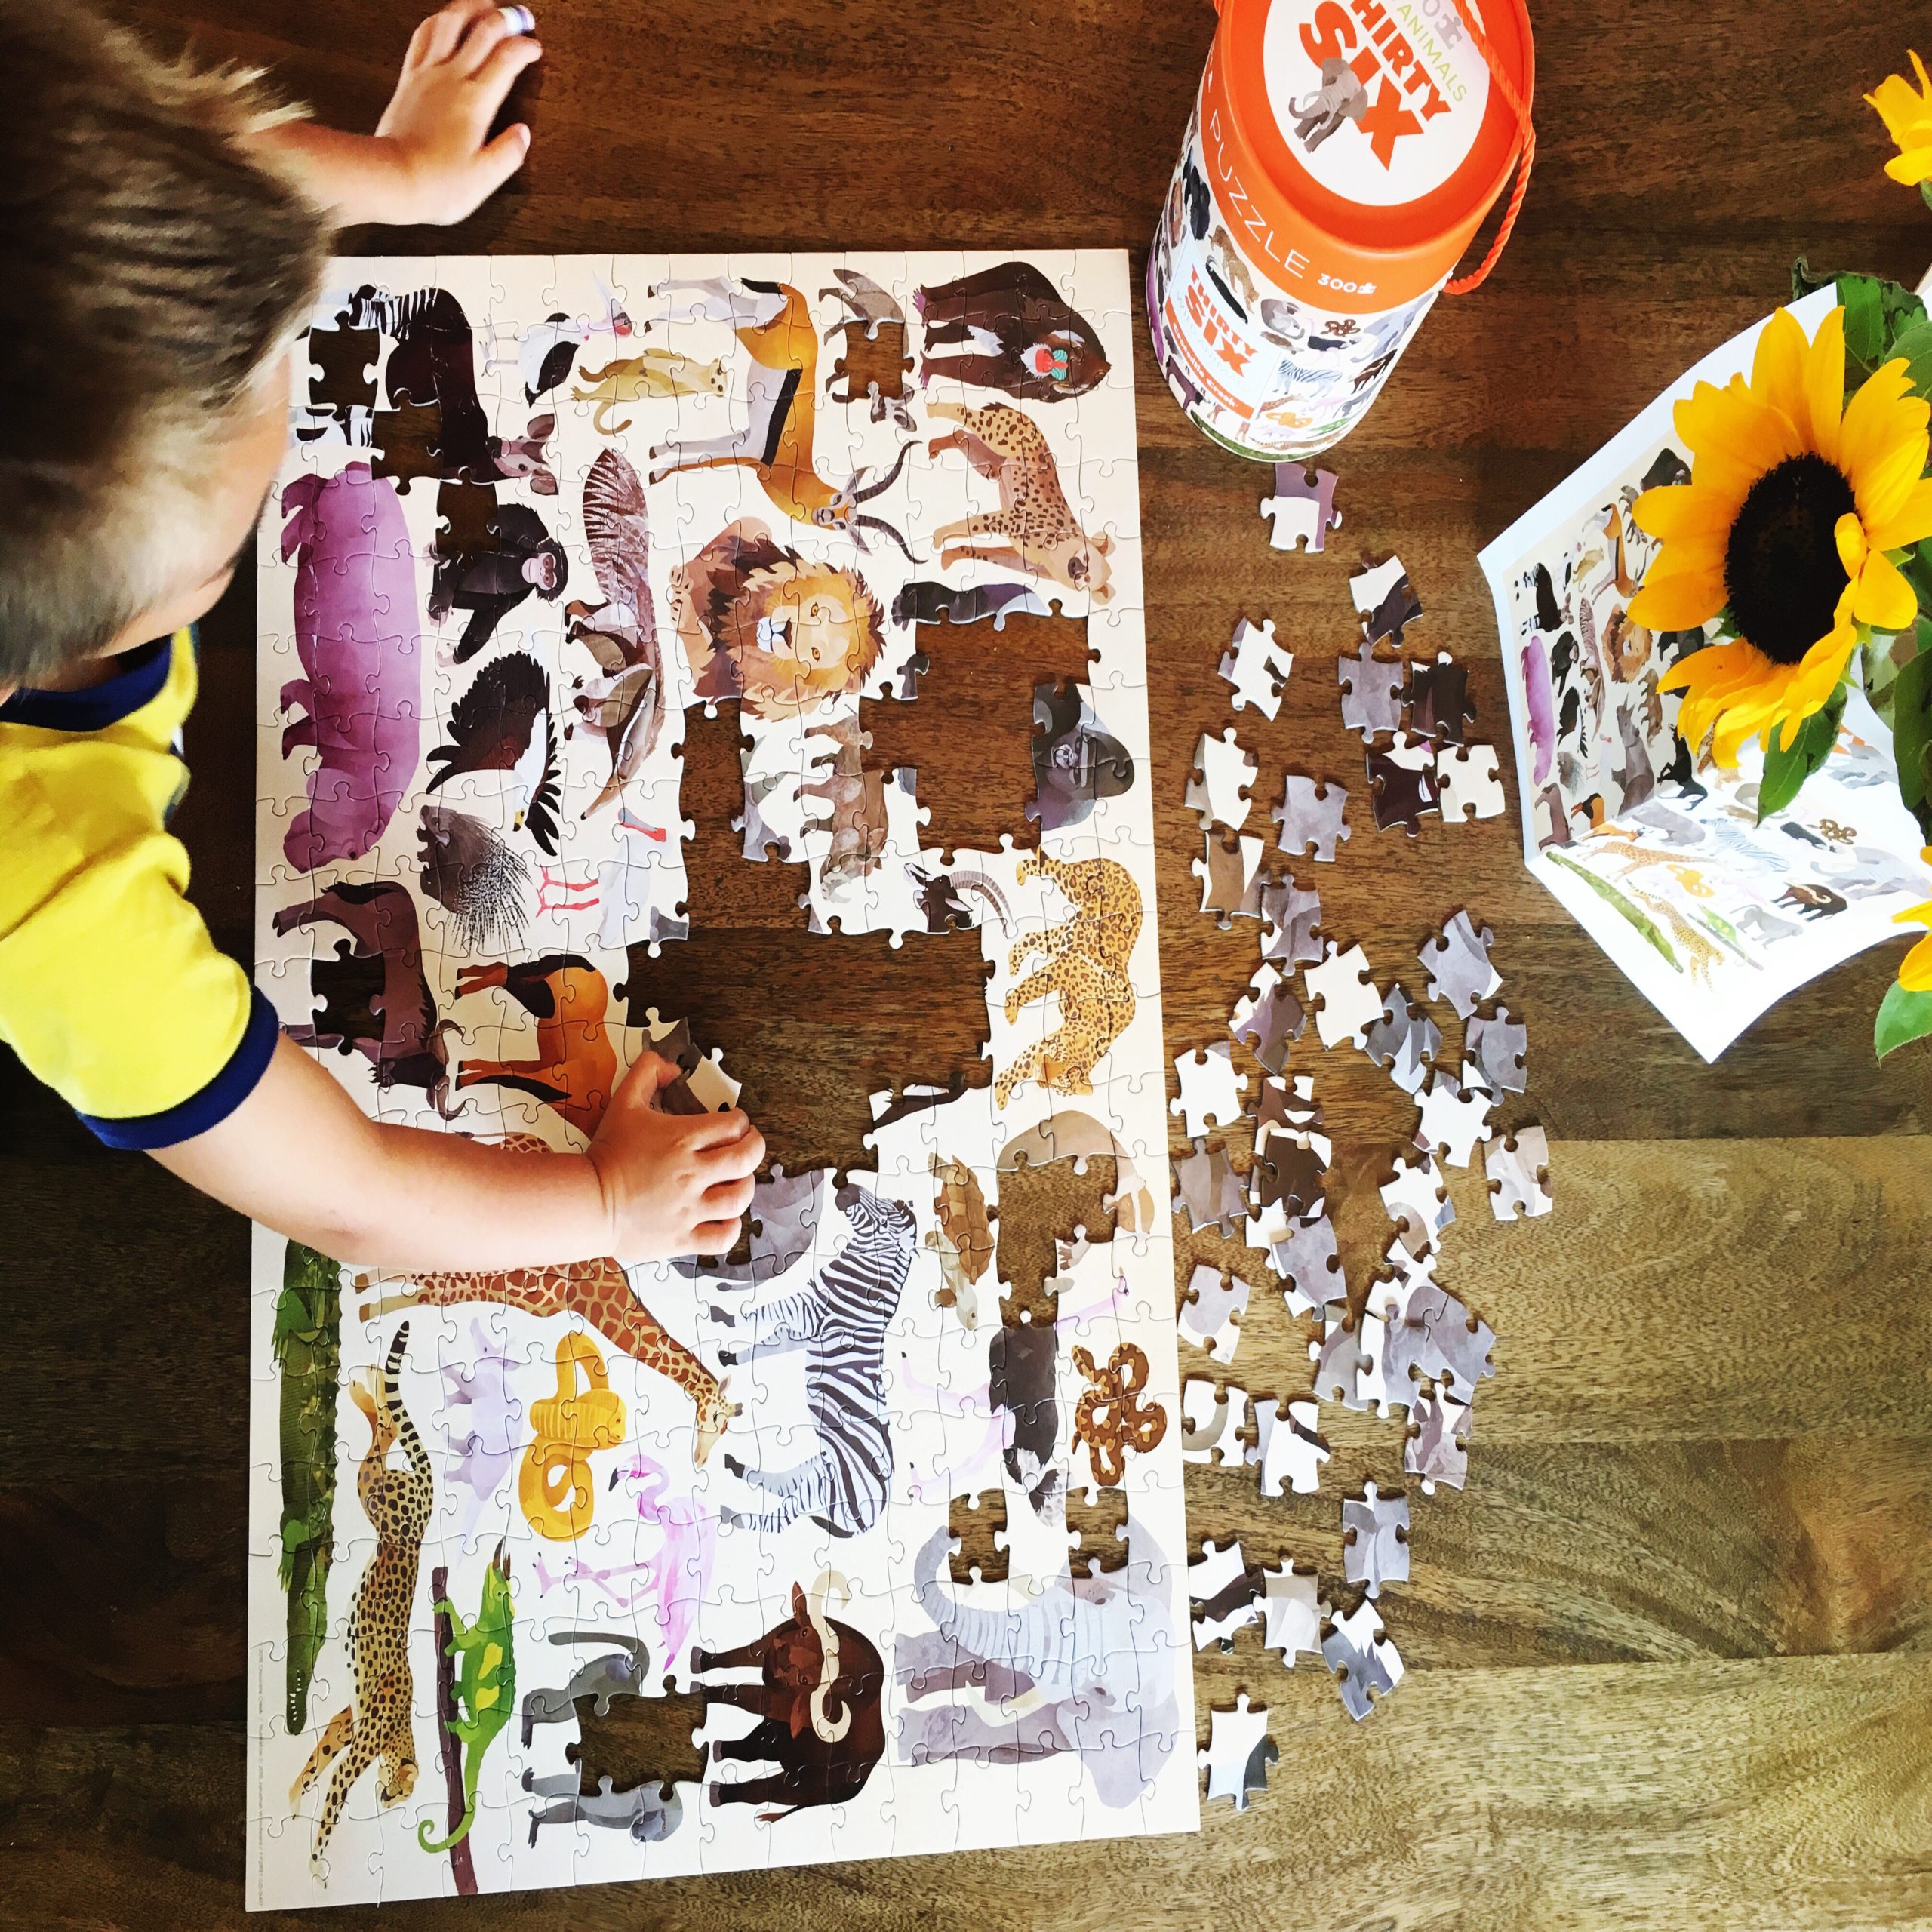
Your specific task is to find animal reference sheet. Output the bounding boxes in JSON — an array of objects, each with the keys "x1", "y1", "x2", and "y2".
[
  {"x1": 247, "y1": 252, "x2": 1196, "y2": 1908},
  {"x1": 1478, "y1": 285, "x2": 1932, "y2": 1061}
]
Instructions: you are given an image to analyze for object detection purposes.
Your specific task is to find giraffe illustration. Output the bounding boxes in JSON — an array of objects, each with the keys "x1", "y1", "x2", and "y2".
[{"x1": 357, "y1": 1139, "x2": 735, "y2": 1464}]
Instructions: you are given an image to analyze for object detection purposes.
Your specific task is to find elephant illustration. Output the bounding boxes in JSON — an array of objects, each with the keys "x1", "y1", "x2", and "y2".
[
  {"x1": 894, "y1": 1515, "x2": 1180, "y2": 1809},
  {"x1": 1289, "y1": 57, "x2": 1368, "y2": 151}
]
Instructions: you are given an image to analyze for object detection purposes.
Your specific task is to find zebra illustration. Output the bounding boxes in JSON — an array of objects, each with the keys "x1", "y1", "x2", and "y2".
[{"x1": 709, "y1": 1186, "x2": 916, "y2": 1538}]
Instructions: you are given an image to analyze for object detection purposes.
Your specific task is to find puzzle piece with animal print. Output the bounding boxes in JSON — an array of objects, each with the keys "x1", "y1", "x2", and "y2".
[
  {"x1": 1251, "y1": 1395, "x2": 1327, "y2": 1497},
  {"x1": 1337, "y1": 644, "x2": 1404, "y2": 742},
  {"x1": 1218, "y1": 616, "x2": 1294, "y2": 718},
  {"x1": 1177, "y1": 1263, "x2": 1249, "y2": 1364},
  {"x1": 1171, "y1": 1139, "x2": 1247, "y2": 1238},
  {"x1": 1322, "y1": 1601, "x2": 1404, "y2": 1721},
  {"x1": 1436, "y1": 742, "x2": 1506, "y2": 823},
  {"x1": 1189, "y1": 1539, "x2": 1262, "y2": 1651},
  {"x1": 1349, "y1": 555, "x2": 1423, "y2": 648},
  {"x1": 1258, "y1": 875, "x2": 1324, "y2": 968},
  {"x1": 1342, "y1": 1481, "x2": 1409, "y2": 1598},
  {"x1": 1486, "y1": 1123, "x2": 1552, "y2": 1220},
  {"x1": 1360, "y1": 982, "x2": 1441, "y2": 1095},
  {"x1": 1406, "y1": 650, "x2": 1473, "y2": 743},
  {"x1": 1181, "y1": 1377, "x2": 1249, "y2": 1467},
  {"x1": 1366, "y1": 733, "x2": 1440, "y2": 835},
  {"x1": 1194, "y1": 830, "x2": 1266, "y2": 928},
  {"x1": 1229, "y1": 961, "x2": 1306, "y2": 1076},
  {"x1": 1199, "y1": 1694, "x2": 1276, "y2": 1810},
  {"x1": 1303, "y1": 942, "x2": 1380, "y2": 1050},
  {"x1": 1185, "y1": 726, "x2": 1259, "y2": 832},
  {"x1": 1272, "y1": 775, "x2": 1350, "y2": 863},
  {"x1": 1465, "y1": 1006, "x2": 1528, "y2": 1094},
  {"x1": 1414, "y1": 1061, "x2": 1495, "y2": 1168},
  {"x1": 1405, "y1": 1387, "x2": 1471, "y2": 1494},
  {"x1": 1420, "y1": 909, "x2": 1501, "y2": 1017},
  {"x1": 1171, "y1": 1041, "x2": 1249, "y2": 1138},
  {"x1": 1258, "y1": 463, "x2": 1340, "y2": 553},
  {"x1": 1258, "y1": 1560, "x2": 1324, "y2": 1663}
]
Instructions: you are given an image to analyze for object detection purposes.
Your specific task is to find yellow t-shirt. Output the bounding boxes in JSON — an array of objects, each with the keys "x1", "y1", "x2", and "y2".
[{"x1": 0, "y1": 629, "x2": 278, "y2": 1146}]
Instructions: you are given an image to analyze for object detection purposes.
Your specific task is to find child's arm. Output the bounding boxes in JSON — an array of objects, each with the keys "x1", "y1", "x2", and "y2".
[
  {"x1": 154, "y1": 1036, "x2": 764, "y2": 1272},
  {"x1": 249, "y1": 0, "x2": 542, "y2": 228}
]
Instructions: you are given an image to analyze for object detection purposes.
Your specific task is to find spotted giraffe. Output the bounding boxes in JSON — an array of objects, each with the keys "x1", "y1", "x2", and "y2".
[
  {"x1": 356, "y1": 1139, "x2": 735, "y2": 1463},
  {"x1": 995, "y1": 851, "x2": 1142, "y2": 1106},
  {"x1": 290, "y1": 1323, "x2": 431, "y2": 1872}
]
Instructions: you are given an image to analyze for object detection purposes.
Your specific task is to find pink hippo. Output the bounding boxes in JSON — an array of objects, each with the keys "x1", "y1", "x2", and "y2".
[{"x1": 278, "y1": 461, "x2": 423, "y2": 870}]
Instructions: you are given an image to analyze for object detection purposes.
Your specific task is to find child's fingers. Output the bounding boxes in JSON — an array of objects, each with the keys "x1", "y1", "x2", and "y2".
[
  {"x1": 418, "y1": 0, "x2": 498, "y2": 66},
  {"x1": 680, "y1": 1106, "x2": 758, "y2": 1153},
  {"x1": 471, "y1": 30, "x2": 544, "y2": 104},
  {"x1": 688, "y1": 1217, "x2": 744, "y2": 1257},
  {"x1": 699, "y1": 1174, "x2": 757, "y2": 1220},
  {"x1": 697, "y1": 1124, "x2": 766, "y2": 1180}
]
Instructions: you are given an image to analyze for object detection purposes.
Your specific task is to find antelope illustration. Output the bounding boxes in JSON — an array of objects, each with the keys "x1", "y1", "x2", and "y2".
[{"x1": 645, "y1": 277, "x2": 918, "y2": 560}]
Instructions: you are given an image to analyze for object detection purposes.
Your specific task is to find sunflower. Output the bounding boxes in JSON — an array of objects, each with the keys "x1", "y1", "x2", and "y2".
[
  {"x1": 1895, "y1": 888, "x2": 1932, "y2": 991},
  {"x1": 1867, "y1": 52, "x2": 1932, "y2": 186},
  {"x1": 1629, "y1": 306, "x2": 1932, "y2": 763}
]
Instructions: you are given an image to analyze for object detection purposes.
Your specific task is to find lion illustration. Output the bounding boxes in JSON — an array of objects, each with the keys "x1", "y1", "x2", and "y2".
[{"x1": 669, "y1": 519, "x2": 888, "y2": 721}]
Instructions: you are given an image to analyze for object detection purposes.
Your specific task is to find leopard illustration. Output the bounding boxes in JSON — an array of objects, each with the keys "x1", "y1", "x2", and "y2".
[
  {"x1": 995, "y1": 851, "x2": 1141, "y2": 1106},
  {"x1": 925, "y1": 401, "x2": 1115, "y2": 603},
  {"x1": 290, "y1": 1322, "x2": 432, "y2": 1872}
]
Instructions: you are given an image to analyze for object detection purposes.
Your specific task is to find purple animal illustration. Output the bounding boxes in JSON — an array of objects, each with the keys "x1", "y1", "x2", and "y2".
[
  {"x1": 609, "y1": 1453, "x2": 714, "y2": 1673},
  {"x1": 1522, "y1": 633, "x2": 1556, "y2": 790},
  {"x1": 272, "y1": 881, "x2": 460, "y2": 1116},
  {"x1": 278, "y1": 463, "x2": 422, "y2": 872},
  {"x1": 438, "y1": 1317, "x2": 527, "y2": 1543}
]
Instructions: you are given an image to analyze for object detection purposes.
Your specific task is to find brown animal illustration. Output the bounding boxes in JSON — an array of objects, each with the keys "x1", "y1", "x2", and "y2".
[
  {"x1": 358, "y1": 1140, "x2": 735, "y2": 1465},
  {"x1": 994, "y1": 851, "x2": 1142, "y2": 1106},
  {"x1": 926, "y1": 401, "x2": 1115, "y2": 603},
  {"x1": 691, "y1": 1571, "x2": 886, "y2": 1820},
  {"x1": 290, "y1": 1324, "x2": 431, "y2": 1872},
  {"x1": 821, "y1": 268, "x2": 914, "y2": 427},
  {"x1": 571, "y1": 349, "x2": 728, "y2": 435},
  {"x1": 452, "y1": 954, "x2": 618, "y2": 1139},
  {"x1": 800, "y1": 714, "x2": 898, "y2": 885},
  {"x1": 913, "y1": 261, "x2": 1111, "y2": 402},
  {"x1": 273, "y1": 881, "x2": 460, "y2": 1116},
  {"x1": 927, "y1": 1153, "x2": 992, "y2": 1331},
  {"x1": 1071, "y1": 1342, "x2": 1168, "y2": 1485}
]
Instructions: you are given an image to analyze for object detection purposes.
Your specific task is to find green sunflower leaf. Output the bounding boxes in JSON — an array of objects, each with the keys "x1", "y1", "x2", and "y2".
[
  {"x1": 1892, "y1": 621, "x2": 1932, "y2": 841},
  {"x1": 1890, "y1": 318, "x2": 1932, "y2": 398},
  {"x1": 1875, "y1": 979, "x2": 1932, "y2": 1059},
  {"x1": 1755, "y1": 688, "x2": 1847, "y2": 823},
  {"x1": 1807, "y1": 269, "x2": 1930, "y2": 384}
]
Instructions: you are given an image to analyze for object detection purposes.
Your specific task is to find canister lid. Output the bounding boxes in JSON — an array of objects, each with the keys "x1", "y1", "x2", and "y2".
[{"x1": 1205, "y1": 0, "x2": 1534, "y2": 307}]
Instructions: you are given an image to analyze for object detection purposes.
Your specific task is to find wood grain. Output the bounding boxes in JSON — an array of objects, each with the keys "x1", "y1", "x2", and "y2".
[{"x1": 5, "y1": 0, "x2": 1932, "y2": 1924}]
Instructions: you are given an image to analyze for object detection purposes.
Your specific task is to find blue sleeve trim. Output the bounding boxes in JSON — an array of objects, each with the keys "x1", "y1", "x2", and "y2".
[
  {"x1": 78, "y1": 986, "x2": 282, "y2": 1150},
  {"x1": 0, "y1": 636, "x2": 173, "y2": 731}
]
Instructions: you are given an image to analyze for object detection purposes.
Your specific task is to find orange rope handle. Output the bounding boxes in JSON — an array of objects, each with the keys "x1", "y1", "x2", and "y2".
[{"x1": 1443, "y1": 0, "x2": 1535, "y2": 295}]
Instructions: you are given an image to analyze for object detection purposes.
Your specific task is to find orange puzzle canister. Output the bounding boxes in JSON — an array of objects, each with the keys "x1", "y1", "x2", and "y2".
[{"x1": 1149, "y1": 0, "x2": 1535, "y2": 460}]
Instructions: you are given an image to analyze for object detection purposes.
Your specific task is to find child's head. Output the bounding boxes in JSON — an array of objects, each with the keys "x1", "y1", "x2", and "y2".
[{"x1": 0, "y1": 0, "x2": 328, "y2": 693}]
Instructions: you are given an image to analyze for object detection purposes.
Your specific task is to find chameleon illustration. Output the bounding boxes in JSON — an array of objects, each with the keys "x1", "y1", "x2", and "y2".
[
  {"x1": 417, "y1": 1540, "x2": 518, "y2": 1853},
  {"x1": 274, "y1": 1240, "x2": 342, "y2": 1735}
]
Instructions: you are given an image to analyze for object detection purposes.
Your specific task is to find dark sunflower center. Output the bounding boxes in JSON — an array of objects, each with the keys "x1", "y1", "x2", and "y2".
[{"x1": 1722, "y1": 452, "x2": 1855, "y2": 665}]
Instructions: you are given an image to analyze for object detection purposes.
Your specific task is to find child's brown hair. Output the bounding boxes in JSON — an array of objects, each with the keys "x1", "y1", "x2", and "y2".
[{"x1": 0, "y1": 0, "x2": 327, "y2": 683}]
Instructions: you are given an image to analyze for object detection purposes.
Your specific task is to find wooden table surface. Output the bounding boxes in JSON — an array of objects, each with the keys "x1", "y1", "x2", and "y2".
[{"x1": 6, "y1": 2, "x2": 1932, "y2": 1926}]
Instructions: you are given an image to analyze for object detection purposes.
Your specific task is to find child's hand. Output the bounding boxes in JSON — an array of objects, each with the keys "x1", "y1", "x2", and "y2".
[
  {"x1": 373, "y1": 0, "x2": 543, "y2": 224},
  {"x1": 586, "y1": 1054, "x2": 766, "y2": 1261}
]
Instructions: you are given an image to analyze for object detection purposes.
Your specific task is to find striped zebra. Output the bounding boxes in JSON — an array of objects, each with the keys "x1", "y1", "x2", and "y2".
[{"x1": 710, "y1": 1186, "x2": 916, "y2": 1538}]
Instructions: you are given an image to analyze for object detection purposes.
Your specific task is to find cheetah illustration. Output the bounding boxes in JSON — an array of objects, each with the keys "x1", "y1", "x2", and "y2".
[
  {"x1": 925, "y1": 401, "x2": 1115, "y2": 603},
  {"x1": 290, "y1": 1323, "x2": 432, "y2": 1872},
  {"x1": 995, "y1": 851, "x2": 1141, "y2": 1106}
]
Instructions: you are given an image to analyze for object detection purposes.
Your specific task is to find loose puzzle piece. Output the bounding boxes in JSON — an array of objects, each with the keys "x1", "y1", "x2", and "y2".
[
  {"x1": 1322, "y1": 1601, "x2": 1404, "y2": 1721},
  {"x1": 1259, "y1": 1561, "x2": 1323, "y2": 1664},
  {"x1": 1269, "y1": 1210, "x2": 1344, "y2": 1316},
  {"x1": 1229, "y1": 962, "x2": 1306, "y2": 1076},
  {"x1": 1360, "y1": 982, "x2": 1441, "y2": 1095},
  {"x1": 1407, "y1": 651, "x2": 1474, "y2": 743},
  {"x1": 1337, "y1": 643, "x2": 1405, "y2": 742},
  {"x1": 1258, "y1": 875, "x2": 1324, "y2": 968},
  {"x1": 1420, "y1": 909, "x2": 1501, "y2": 1017},
  {"x1": 1177, "y1": 1262, "x2": 1250, "y2": 1364},
  {"x1": 1189, "y1": 1539, "x2": 1261, "y2": 1650},
  {"x1": 1251, "y1": 1395, "x2": 1327, "y2": 1497},
  {"x1": 1309, "y1": 1299, "x2": 1377, "y2": 1411},
  {"x1": 1486, "y1": 1124, "x2": 1552, "y2": 1220},
  {"x1": 1465, "y1": 1005, "x2": 1528, "y2": 1094},
  {"x1": 1437, "y1": 742, "x2": 1506, "y2": 823},
  {"x1": 1199, "y1": 1694, "x2": 1276, "y2": 1811},
  {"x1": 1350, "y1": 554, "x2": 1423, "y2": 648},
  {"x1": 1415, "y1": 1061, "x2": 1496, "y2": 1168},
  {"x1": 1272, "y1": 775, "x2": 1350, "y2": 863},
  {"x1": 1218, "y1": 616, "x2": 1295, "y2": 718},
  {"x1": 1194, "y1": 830, "x2": 1266, "y2": 928},
  {"x1": 1249, "y1": 1134, "x2": 1327, "y2": 1229},
  {"x1": 1181, "y1": 1377, "x2": 1250, "y2": 1467},
  {"x1": 1366, "y1": 733, "x2": 1439, "y2": 835},
  {"x1": 1405, "y1": 1386, "x2": 1472, "y2": 1494},
  {"x1": 1185, "y1": 726, "x2": 1258, "y2": 832},
  {"x1": 1259, "y1": 463, "x2": 1340, "y2": 553},
  {"x1": 1341, "y1": 1481, "x2": 1410, "y2": 1599},
  {"x1": 1171, "y1": 1041, "x2": 1249, "y2": 1138},
  {"x1": 1303, "y1": 942, "x2": 1380, "y2": 1051},
  {"x1": 1171, "y1": 1139, "x2": 1247, "y2": 1238},
  {"x1": 1381, "y1": 1149, "x2": 1456, "y2": 1256}
]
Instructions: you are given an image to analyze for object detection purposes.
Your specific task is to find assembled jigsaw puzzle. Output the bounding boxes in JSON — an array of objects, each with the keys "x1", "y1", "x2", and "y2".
[
  {"x1": 246, "y1": 251, "x2": 1195, "y2": 1909},
  {"x1": 1481, "y1": 284, "x2": 1932, "y2": 1060}
]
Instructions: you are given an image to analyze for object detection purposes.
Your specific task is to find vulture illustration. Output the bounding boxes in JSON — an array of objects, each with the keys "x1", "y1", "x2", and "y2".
[{"x1": 425, "y1": 649, "x2": 563, "y2": 855}]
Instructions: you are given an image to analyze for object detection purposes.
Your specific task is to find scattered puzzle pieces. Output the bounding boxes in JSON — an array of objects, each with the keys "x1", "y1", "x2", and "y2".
[
  {"x1": 1350, "y1": 555, "x2": 1423, "y2": 648},
  {"x1": 1437, "y1": 742, "x2": 1506, "y2": 822},
  {"x1": 1259, "y1": 875, "x2": 1324, "y2": 967},
  {"x1": 1251, "y1": 1395, "x2": 1328, "y2": 1497},
  {"x1": 1466, "y1": 1005, "x2": 1527, "y2": 1094},
  {"x1": 1303, "y1": 942, "x2": 1380, "y2": 1050},
  {"x1": 1337, "y1": 642, "x2": 1405, "y2": 741},
  {"x1": 1195, "y1": 830, "x2": 1266, "y2": 928},
  {"x1": 1415, "y1": 1060, "x2": 1496, "y2": 1168},
  {"x1": 1178, "y1": 1262, "x2": 1249, "y2": 1364},
  {"x1": 1181, "y1": 1377, "x2": 1250, "y2": 1467},
  {"x1": 1189, "y1": 1539, "x2": 1261, "y2": 1650},
  {"x1": 1229, "y1": 962, "x2": 1306, "y2": 1076},
  {"x1": 1342, "y1": 1481, "x2": 1410, "y2": 1599},
  {"x1": 1259, "y1": 463, "x2": 1340, "y2": 552},
  {"x1": 1172, "y1": 1041, "x2": 1249, "y2": 1138},
  {"x1": 1405, "y1": 1387, "x2": 1472, "y2": 1494},
  {"x1": 1420, "y1": 909, "x2": 1501, "y2": 1017},
  {"x1": 1323, "y1": 1601, "x2": 1404, "y2": 1721},
  {"x1": 1381, "y1": 1149, "x2": 1455, "y2": 1255},
  {"x1": 1269, "y1": 1211, "x2": 1344, "y2": 1315},
  {"x1": 1407, "y1": 650, "x2": 1473, "y2": 743},
  {"x1": 1366, "y1": 732, "x2": 1440, "y2": 835},
  {"x1": 1259, "y1": 1560, "x2": 1324, "y2": 1664},
  {"x1": 1172, "y1": 1139, "x2": 1247, "y2": 1238},
  {"x1": 1361, "y1": 982, "x2": 1441, "y2": 1094},
  {"x1": 1218, "y1": 617, "x2": 1295, "y2": 718}
]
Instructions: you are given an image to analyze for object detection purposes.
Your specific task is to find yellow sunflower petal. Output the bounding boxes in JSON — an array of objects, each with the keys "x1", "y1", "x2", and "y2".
[
  {"x1": 1884, "y1": 146, "x2": 1932, "y2": 186},
  {"x1": 1868, "y1": 66, "x2": 1932, "y2": 140},
  {"x1": 1898, "y1": 924, "x2": 1932, "y2": 992},
  {"x1": 1629, "y1": 573, "x2": 1726, "y2": 631},
  {"x1": 1656, "y1": 640, "x2": 1761, "y2": 695},
  {"x1": 1850, "y1": 410, "x2": 1932, "y2": 528},
  {"x1": 1631, "y1": 481, "x2": 1745, "y2": 542},
  {"x1": 1838, "y1": 361, "x2": 1929, "y2": 510},
  {"x1": 1851, "y1": 544, "x2": 1921, "y2": 631},
  {"x1": 1836, "y1": 512, "x2": 1870, "y2": 577},
  {"x1": 1864, "y1": 475, "x2": 1932, "y2": 550},
  {"x1": 1750, "y1": 307, "x2": 1810, "y2": 429},
  {"x1": 1802, "y1": 307, "x2": 1847, "y2": 465}
]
